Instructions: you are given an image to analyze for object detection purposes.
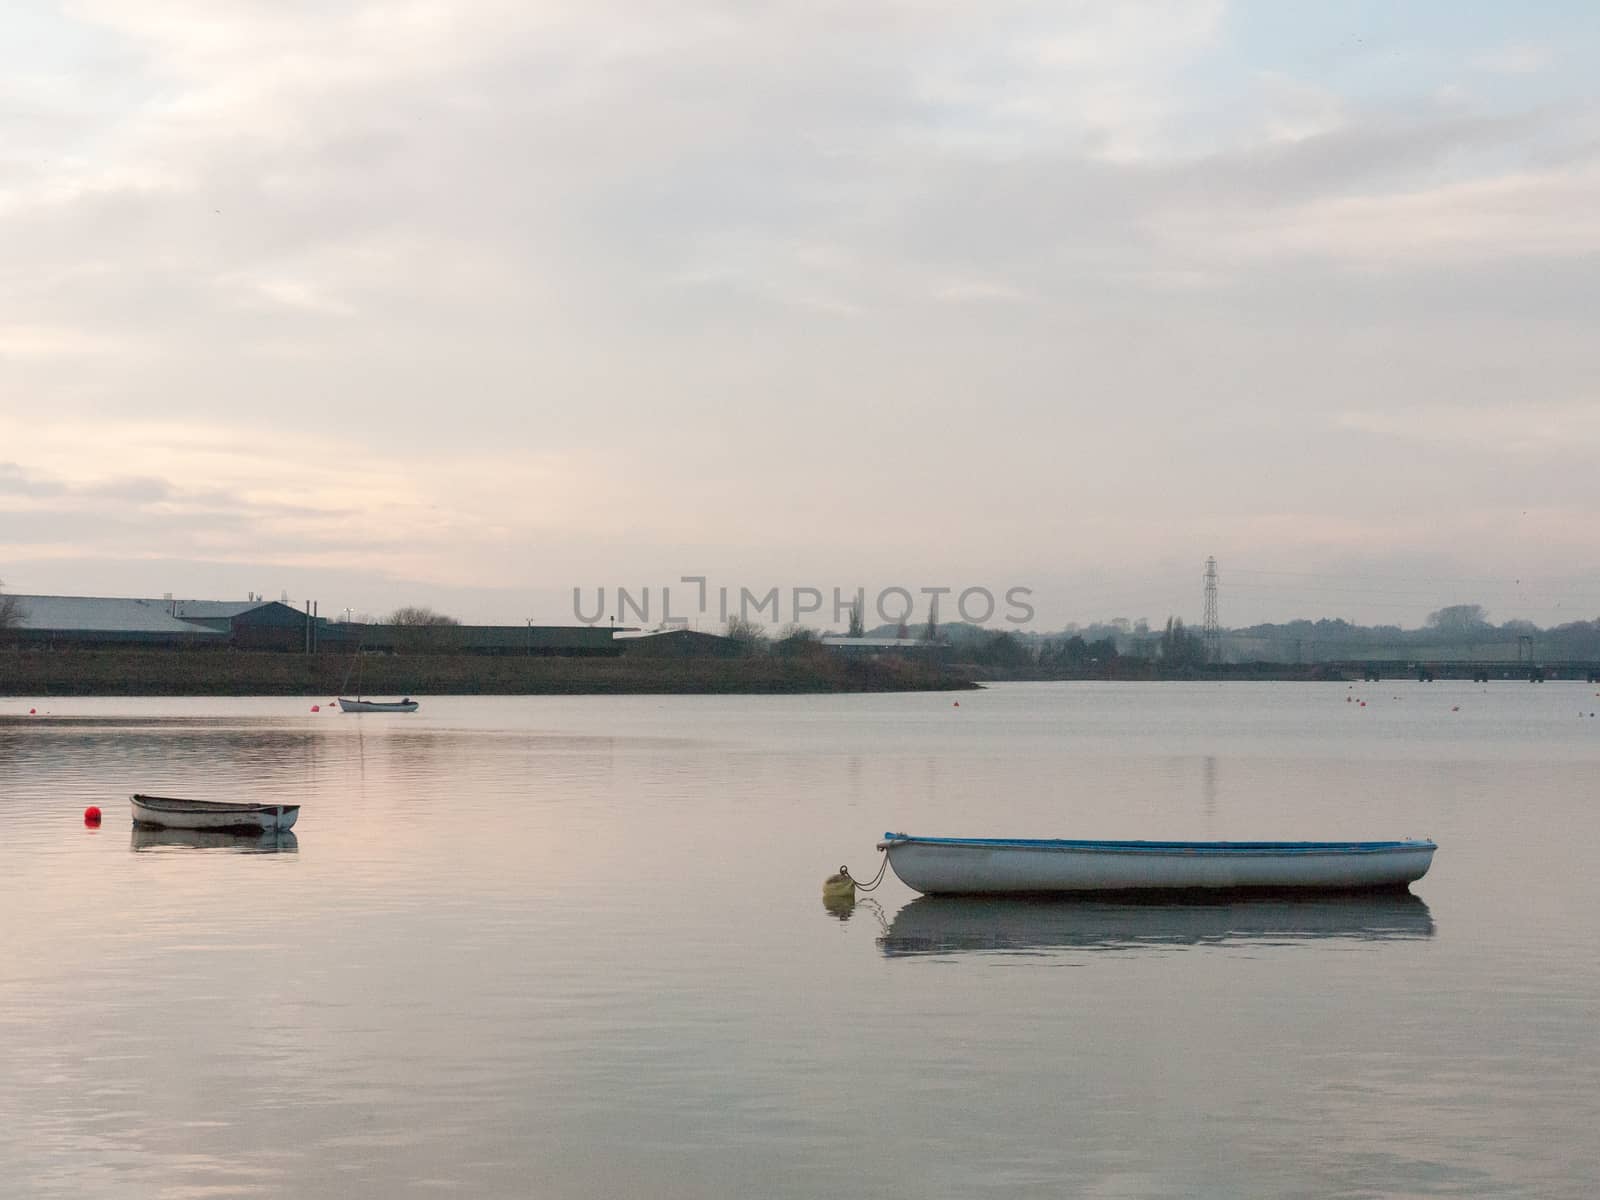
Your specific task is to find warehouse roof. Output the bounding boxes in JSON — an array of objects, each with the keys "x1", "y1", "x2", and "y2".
[
  {"x1": 6, "y1": 594, "x2": 225, "y2": 635},
  {"x1": 166, "y1": 599, "x2": 277, "y2": 619}
]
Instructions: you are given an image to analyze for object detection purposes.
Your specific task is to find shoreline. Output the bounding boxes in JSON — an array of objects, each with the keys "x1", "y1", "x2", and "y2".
[{"x1": 0, "y1": 648, "x2": 976, "y2": 697}]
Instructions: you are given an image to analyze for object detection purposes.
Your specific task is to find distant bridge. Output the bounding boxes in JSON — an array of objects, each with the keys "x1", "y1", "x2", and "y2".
[
  {"x1": 1215, "y1": 631, "x2": 1599, "y2": 682},
  {"x1": 1333, "y1": 661, "x2": 1600, "y2": 684}
]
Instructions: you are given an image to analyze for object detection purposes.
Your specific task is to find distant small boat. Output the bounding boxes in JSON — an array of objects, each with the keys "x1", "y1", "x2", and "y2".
[
  {"x1": 130, "y1": 793, "x2": 300, "y2": 832},
  {"x1": 877, "y1": 833, "x2": 1436, "y2": 896},
  {"x1": 334, "y1": 634, "x2": 417, "y2": 713},
  {"x1": 336, "y1": 697, "x2": 418, "y2": 713}
]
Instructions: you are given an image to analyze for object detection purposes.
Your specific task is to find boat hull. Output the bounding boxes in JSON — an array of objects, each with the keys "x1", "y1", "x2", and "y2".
[
  {"x1": 336, "y1": 697, "x2": 419, "y2": 713},
  {"x1": 130, "y1": 794, "x2": 300, "y2": 833},
  {"x1": 879, "y1": 834, "x2": 1436, "y2": 896}
]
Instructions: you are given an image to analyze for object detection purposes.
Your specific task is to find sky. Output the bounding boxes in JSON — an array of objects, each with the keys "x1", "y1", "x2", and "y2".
[{"x1": 2, "y1": 1, "x2": 1598, "y2": 631}]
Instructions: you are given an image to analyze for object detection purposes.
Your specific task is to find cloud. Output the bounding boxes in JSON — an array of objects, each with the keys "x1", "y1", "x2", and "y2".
[
  {"x1": 0, "y1": 417, "x2": 635, "y2": 583},
  {"x1": 917, "y1": 1, "x2": 1226, "y2": 161},
  {"x1": 0, "y1": 324, "x2": 137, "y2": 357},
  {"x1": 0, "y1": 462, "x2": 68, "y2": 496},
  {"x1": 2, "y1": 2, "x2": 1599, "y2": 624},
  {"x1": 1334, "y1": 399, "x2": 1600, "y2": 454},
  {"x1": 1255, "y1": 73, "x2": 1347, "y2": 145},
  {"x1": 1151, "y1": 160, "x2": 1600, "y2": 271},
  {"x1": 231, "y1": 277, "x2": 359, "y2": 317},
  {"x1": 1472, "y1": 45, "x2": 1552, "y2": 75},
  {"x1": 931, "y1": 279, "x2": 1029, "y2": 303}
]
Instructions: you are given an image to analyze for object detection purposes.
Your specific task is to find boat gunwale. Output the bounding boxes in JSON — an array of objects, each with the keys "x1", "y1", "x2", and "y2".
[
  {"x1": 878, "y1": 833, "x2": 1436, "y2": 857},
  {"x1": 131, "y1": 793, "x2": 298, "y2": 816}
]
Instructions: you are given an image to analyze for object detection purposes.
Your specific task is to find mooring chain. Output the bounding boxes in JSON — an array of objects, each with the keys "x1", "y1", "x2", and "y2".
[{"x1": 842, "y1": 850, "x2": 890, "y2": 893}]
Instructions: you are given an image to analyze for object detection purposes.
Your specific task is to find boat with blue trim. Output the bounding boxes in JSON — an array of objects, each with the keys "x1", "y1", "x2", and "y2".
[{"x1": 876, "y1": 833, "x2": 1436, "y2": 896}]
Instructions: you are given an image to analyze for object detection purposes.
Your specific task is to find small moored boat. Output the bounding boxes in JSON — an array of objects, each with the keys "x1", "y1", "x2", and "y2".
[
  {"x1": 877, "y1": 833, "x2": 1436, "y2": 896},
  {"x1": 336, "y1": 697, "x2": 419, "y2": 713},
  {"x1": 130, "y1": 794, "x2": 300, "y2": 833}
]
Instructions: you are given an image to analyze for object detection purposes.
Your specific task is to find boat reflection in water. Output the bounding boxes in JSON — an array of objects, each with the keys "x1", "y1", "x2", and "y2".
[
  {"x1": 130, "y1": 827, "x2": 299, "y2": 854},
  {"x1": 878, "y1": 892, "x2": 1433, "y2": 958}
]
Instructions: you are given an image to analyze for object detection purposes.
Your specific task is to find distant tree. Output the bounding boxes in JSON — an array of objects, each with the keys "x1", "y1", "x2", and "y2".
[
  {"x1": 1040, "y1": 635, "x2": 1114, "y2": 669},
  {"x1": 975, "y1": 631, "x2": 1031, "y2": 668},
  {"x1": 384, "y1": 605, "x2": 462, "y2": 653},
  {"x1": 1426, "y1": 604, "x2": 1489, "y2": 631},
  {"x1": 1547, "y1": 618, "x2": 1600, "y2": 660},
  {"x1": 895, "y1": 618, "x2": 910, "y2": 639},
  {"x1": 774, "y1": 623, "x2": 822, "y2": 658},
  {"x1": 922, "y1": 595, "x2": 939, "y2": 643},
  {"x1": 847, "y1": 600, "x2": 865, "y2": 638},
  {"x1": 386, "y1": 605, "x2": 461, "y2": 626},
  {"x1": 1159, "y1": 616, "x2": 1205, "y2": 668},
  {"x1": 0, "y1": 580, "x2": 23, "y2": 637},
  {"x1": 725, "y1": 616, "x2": 768, "y2": 653}
]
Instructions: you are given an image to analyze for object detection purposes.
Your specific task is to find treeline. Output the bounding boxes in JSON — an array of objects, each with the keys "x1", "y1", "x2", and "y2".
[
  {"x1": 729, "y1": 619, "x2": 1128, "y2": 669},
  {"x1": 853, "y1": 617, "x2": 1200, "y2": 669},
  {"x1": 1227, "y1": 605, "x2": 1600, "y2": 661},
  {"x1": 943, "y1": 621, "x2": 1202, "y2": 671},
  {"x1": 858, "y1": 604, "x2": 1600, "y2": 666}
]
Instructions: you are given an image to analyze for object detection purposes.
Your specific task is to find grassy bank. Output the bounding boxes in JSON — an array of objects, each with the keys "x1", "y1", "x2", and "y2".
[{"x1": 0, "y1": 648, "x2": 976, "y2": 696}]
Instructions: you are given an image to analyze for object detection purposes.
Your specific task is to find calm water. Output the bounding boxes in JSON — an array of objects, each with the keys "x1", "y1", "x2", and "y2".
[{"x1": 2, "y1": 683, "x2": 1597, "y2": 1198}]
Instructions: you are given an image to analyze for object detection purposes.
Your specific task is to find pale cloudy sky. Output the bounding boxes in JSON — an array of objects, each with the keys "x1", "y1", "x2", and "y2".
[{"x1": 2, "y1": 1, "x2": 1597, "y2": 629}]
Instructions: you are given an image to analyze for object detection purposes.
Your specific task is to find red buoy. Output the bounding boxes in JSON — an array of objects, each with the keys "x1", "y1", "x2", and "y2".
[
  {"x1": 310, "y1": 704, "x2": 320, "y2": 712},
  {"x1": 84, "y1": 806, "x2": 102, "y2": 826},
  {"x1": 29, "y1": 708, "x2": 36, "y2": 715},
  {"x1": 953, "y1": 701, "x2": 960, "y2": 707}
]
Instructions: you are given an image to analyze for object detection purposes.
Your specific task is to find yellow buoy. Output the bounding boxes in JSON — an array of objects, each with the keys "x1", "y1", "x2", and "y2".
[{"x1": 822, "y1": 864, "x2": 855, "y2": 901}]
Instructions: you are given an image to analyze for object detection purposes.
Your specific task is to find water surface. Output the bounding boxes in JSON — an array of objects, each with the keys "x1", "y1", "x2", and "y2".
[{"x1": 3, "y1": 683, "x2": 1597, "y2": 1198}]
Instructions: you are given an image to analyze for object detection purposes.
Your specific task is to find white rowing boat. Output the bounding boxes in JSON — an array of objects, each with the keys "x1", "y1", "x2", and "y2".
[
  {"x1": 130, "y1": 793, "x2": 300, "y2": 833},
  {"x1": 877, "y1": 833, "x2": 1436, "y2": 895},
  {"x1": 336, "y1": 697, "x2": 419, "y2": 713}
]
